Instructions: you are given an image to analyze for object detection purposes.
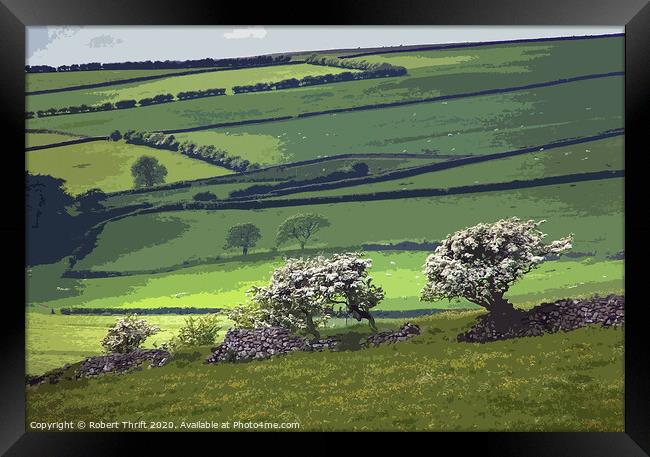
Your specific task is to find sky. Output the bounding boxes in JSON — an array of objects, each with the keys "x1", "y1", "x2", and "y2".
[{"x1": 26, "y1": 26, "x2": 623, "y2": 67}]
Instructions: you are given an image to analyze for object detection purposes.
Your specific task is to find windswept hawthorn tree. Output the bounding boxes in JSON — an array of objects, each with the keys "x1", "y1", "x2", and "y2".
[
  {"x1": 421, "y1": 218, "x2": 573, "y2": 327},
  {"x1": 229, "y1": 253, "x2": 384, "y2": 338}
]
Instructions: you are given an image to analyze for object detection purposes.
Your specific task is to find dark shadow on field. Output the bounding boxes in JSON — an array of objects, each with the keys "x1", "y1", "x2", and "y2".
[
  {"x1": 67, "y1": 245, "x2": 370, "y2": 277},
  {"x1": 332, "y1": 331, "x2": 369, "y2": 352}
]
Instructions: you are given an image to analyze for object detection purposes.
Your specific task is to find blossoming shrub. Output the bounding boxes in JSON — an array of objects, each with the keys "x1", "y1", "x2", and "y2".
[
  {"x1": 100, "y1": 315, "x2": 160, "y2": 354},
  {"x1": 421, "y1": 218, "x2": 573, "y2": 317},
  {"x1": 228, "y1": 252, "x2": 384, "y2": 338}
]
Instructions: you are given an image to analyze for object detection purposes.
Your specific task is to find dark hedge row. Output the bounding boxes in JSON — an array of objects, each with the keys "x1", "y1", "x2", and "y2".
[
  {"x1": 122, "y1": 130, "x2": 260, "y2": 173},
  {"x1": 29, "y1": 87, "x2": 226, "y2": 119},
  {"x1": 59, "y1": 307, "x2": 223, "y2": 315},
  {"x1": 177, "y1": 87, "x2": 226, "y2": 100},
  {"x1": 306, "y1": 54, "x2": 405, "y2": 72},
  {"x1": 228, "y1": 162, "x2": 369, "y2": 198},
  {"x1": 25, "y1": 55, "x2": 292, "y2": 73},
  {"x1": 232, "y1": 63, "x2": 406, "y2": 94},
  {"x1": 137, "y1": 170, "x2": 623, "y2": 215}
]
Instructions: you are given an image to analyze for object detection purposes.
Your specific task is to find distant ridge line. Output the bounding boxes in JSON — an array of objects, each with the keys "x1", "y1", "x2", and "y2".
[{"x1": 338, "y1": 33, "x2": 625, "y2": 58}]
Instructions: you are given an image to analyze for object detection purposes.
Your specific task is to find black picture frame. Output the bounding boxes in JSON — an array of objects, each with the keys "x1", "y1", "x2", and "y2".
[{"x1": 2, "y1": 0, "x2": 649, "y2": 453}]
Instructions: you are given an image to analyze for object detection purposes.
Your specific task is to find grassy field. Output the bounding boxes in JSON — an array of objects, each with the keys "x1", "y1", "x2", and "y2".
[
  {"x1": 26, "y1": 311, "x2": 624, "y2": 431},
  {"x1": 286, "y1": 136, "x2": 623, "y2": 199},
  {"x1": 100, "y1": 156, "x2": 439, "y2": 209},
  {"x1": 26, "y1": 140, "x2": 230, "y2": 195},
  {"x1": 25, "y1": 38, "x2": 623, "y2": 137},
  {"x1": 73, "y1": 179, "x2": 624, "y2": 272},
  {"x1": 26, "y1": 64, "x2": 359, "y2": 112},
  {"x1": 173, "y1": 76, "x2": 623, "y2": 165},
  {"x1": 26, "y1": 68, "x2": 211, "y2": 92},
  {"x1": 26, "y1": 312, "x2": 231, "y2": 375},
  {"x1": 27, "y1": 253, "x2": 623, "y2": 314},
  {"x1": 26, "y1": 132, "x2": 82, "y2": 147}
]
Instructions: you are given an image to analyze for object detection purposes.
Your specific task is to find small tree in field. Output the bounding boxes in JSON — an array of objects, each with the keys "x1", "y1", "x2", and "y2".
[
  {"x1": 421, "y1": 218, "x2": 573, "y2": 325},
  {"x1": 224, "y1": 223, "x2": 261, "y2": 255},
  {"x1": 276, "y1": 213, "x2": 330, "y2": 250},
  {"x1": 131, "y1": 155, "x2": 168, "y2": 188},
  {"x1": 229, "y1": 253, "x2": 384, "y2": 338},
  {"x1": 101, "y1": 315, "x2": 160, "y2": 354}
]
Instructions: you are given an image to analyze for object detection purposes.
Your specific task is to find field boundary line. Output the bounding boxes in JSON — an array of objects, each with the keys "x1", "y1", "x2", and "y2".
[
  {"x1": 25, "y1": 61, "x2": 307, "y2": 95},
  {"x1": 157, "y1": 71, "x2": 624, "y2": 134},
  {"x1": 145, "y1": 169, "x2": 625, "y2": 213},
  {"x1": 25, "y1": 136, "x2": 107, "y2": 151},
  {"x1": 224, "y1": 131, "x2": 625, "y2": 200},
  {"x1": 102, "y1": 129, "x2": 624, "y2": 199}
]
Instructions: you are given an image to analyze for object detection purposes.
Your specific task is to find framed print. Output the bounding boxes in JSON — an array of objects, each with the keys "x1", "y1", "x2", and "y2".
[{"x1": 2, "y1": 0, "x2": 649, "y2": 453}]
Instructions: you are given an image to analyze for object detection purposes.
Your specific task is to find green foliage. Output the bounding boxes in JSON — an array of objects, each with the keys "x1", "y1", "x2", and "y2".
[
  {"x1": 165, "y1": 314, "x2": 221, "y2": 352},
  {"x1": 109, "y1": 130, "x2": 122, "y2": 141},
  {"x1": 276, "y1": 213, "x2": 331, "y2": 250},
  {"x1": 224, "y1": 223, "x2": 262, "y2": 255},
  {"x1": 131, "y1": 155, "x2": 168, "y2": 188},
  {"x1": 27, "y1": 140, "x2": 227, "y2": 195}
]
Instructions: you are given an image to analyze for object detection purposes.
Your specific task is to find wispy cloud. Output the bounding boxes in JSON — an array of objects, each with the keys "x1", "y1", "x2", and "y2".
[{"x1": 88, "y1": 34, "x2": 124, "y2": 48}]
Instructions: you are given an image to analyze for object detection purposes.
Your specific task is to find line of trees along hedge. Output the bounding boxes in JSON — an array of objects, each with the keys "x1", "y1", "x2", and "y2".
[
  {"x1": 306, "y1": 54, "x2": 403, "y2": 71},
  {"x1": 232, "y1": 64, "x2": 406, "y2": 94},
  {"x1": 29, "y1": 86, "x2": 227, "y2": 118},
  {"x1": 25, "y1": 55, "x2": 292, "y2": 73},
  {"x1": 122, "y1": 130, "x2": 260, "y2": 173},
  {"x1": 177, "y1": 87, "x2": 226, "y2": 100},
  {"x1": 138, "y1": 93, "x2": 174, "y2": 106}
]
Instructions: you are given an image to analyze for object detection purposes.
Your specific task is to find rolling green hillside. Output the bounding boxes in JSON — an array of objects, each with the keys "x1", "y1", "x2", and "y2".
[
  {"x1": 73, "y1": 178, "x2": 623, "y2": 273},
  {"x1": 26, "y1": 132, "x2": 82, "y2": 147},
  {"x1": 26, "y1": 68, "x2": 211, "y2": 92},
  {"x1": 27, "y1": 64, "x2": 358, "y2": 112},
  {"x1": 25, "y1": 33, "x2": 627, "y2": 422},
  {"x1": 25, "y1": 37, "x2": 623, "y2": 137},
  {"x1": 173, "y1": 76, "x2": 622, "y2": 165},
  {"x1": 100, "y1": 155, "x2": 440, "y2": 209},
  {"x1": 26, "y1": 140, "x2": 230, "y2": 195},
  {"x1": 277, "y1": 136, "x2": 623, "y2": 199}
]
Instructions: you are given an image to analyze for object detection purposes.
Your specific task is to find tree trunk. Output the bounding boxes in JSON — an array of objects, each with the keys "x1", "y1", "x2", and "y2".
[
  {"x1": 350, "y1": 307, "x2": 378, "y2": 332},
  {"x1": 490, "y1": 296, "x2": 515, "y2": 315},
  {"x1": 242, "y1": 246, "x2": 248, "y2": 256},
  {"x1": 487, "y1": 295, "x2": 524, "y2": 332},
  {"x1": 300, "y1": 241, "x2": 305, "y2": 250},
  {"x1": 304, "y1": 313, "x2": 320, "y2": 339}
]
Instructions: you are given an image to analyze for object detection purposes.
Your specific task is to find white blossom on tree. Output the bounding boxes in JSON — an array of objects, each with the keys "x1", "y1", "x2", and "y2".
[
  {"x1": 101, "y1": 315, "x2": 160, "y2": 354},
  {"x1": 421, "y1": 218, "x2": 573, "y2": 315},
  {"x1": 228, "y1": 252, "x2": 384, "y2": 338}
]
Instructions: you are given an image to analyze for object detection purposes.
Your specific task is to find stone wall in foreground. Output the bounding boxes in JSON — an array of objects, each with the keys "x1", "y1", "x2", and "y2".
[{"x1": 458, "y1": 294, "x2": 624, "y2": 343}]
